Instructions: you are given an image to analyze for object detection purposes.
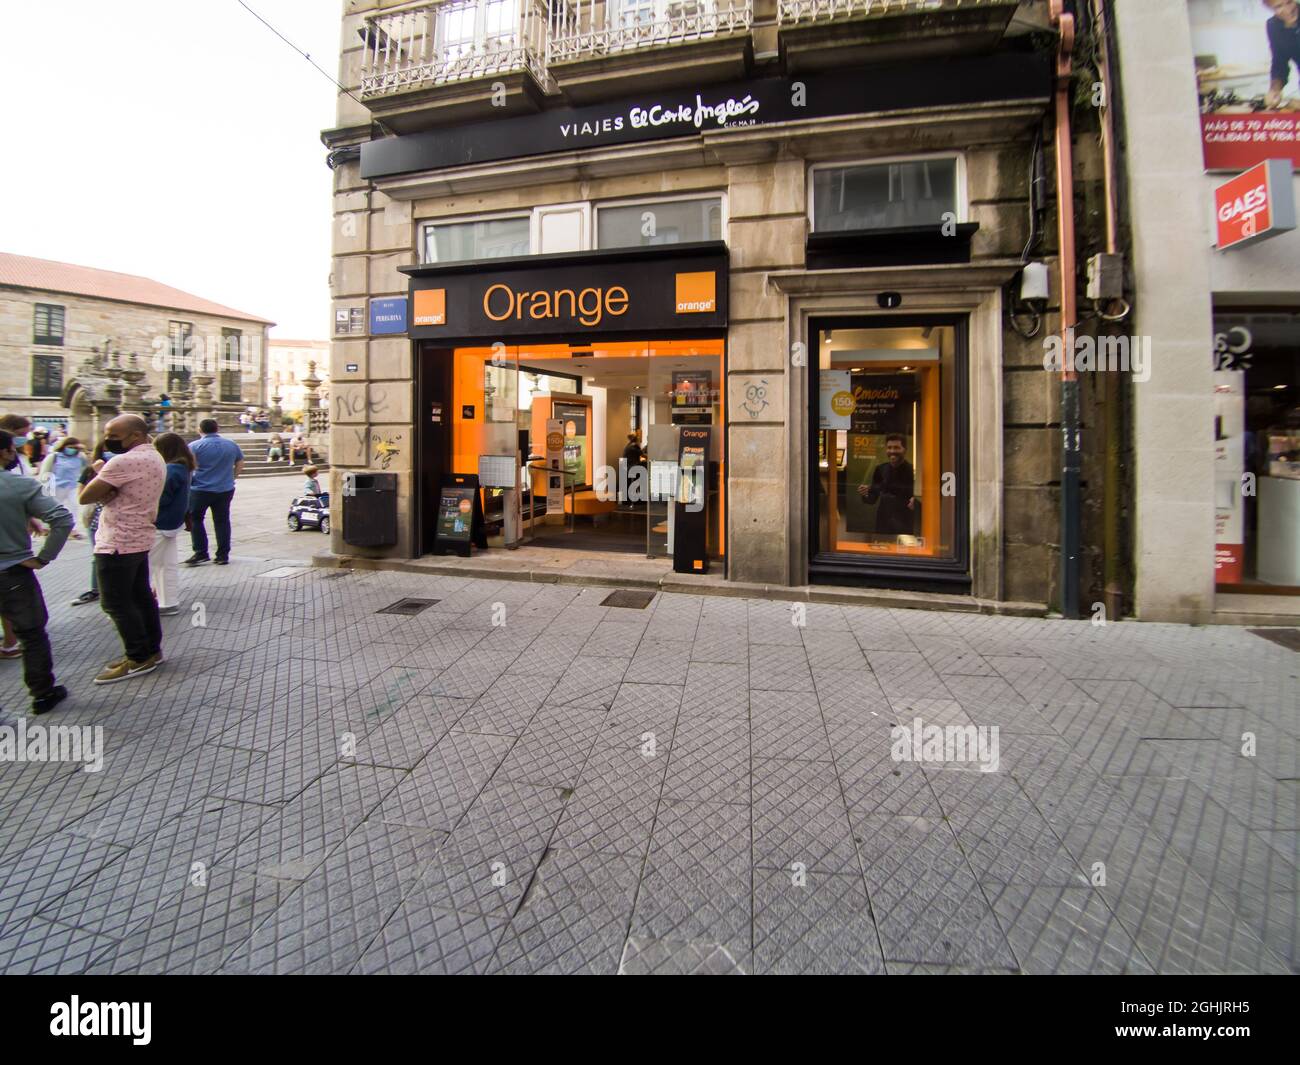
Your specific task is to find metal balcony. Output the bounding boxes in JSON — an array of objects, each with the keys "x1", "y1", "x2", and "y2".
[
  {"x1": 546, "y1": 0, "x2": 753, "y2": 64},
  {"x1": 358, "y1": 0, "x2": 549, "y2": 97},
  {"x1": 777, "y1": 0, "x2": 1015, "y2": 25},
  {"x1": 776, "y1": 0, "x2": 1021, "y2": 72}
]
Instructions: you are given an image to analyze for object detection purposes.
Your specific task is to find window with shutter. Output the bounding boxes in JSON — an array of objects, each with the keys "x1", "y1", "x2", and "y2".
[
  {"x1": 34, "y1": 303, "x2": 66, "y2": 346},
  {"x1": 32, "y1": 354, "x2": 64, "y2": 397}
]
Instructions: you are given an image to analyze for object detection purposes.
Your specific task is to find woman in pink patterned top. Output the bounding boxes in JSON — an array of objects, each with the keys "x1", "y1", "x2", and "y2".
[{"x1": 79, "y1": 414, "x2": 167, "y2": 685}]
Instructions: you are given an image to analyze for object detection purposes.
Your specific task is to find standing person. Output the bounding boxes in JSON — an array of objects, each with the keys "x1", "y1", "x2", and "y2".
[
  {"x1": 184, "y1": 418, "x2": 244, "y2": 567},
  {"x1": 0, "y1": 430, "x2": 73, "y2": 713},
  {"x1": 856, "y1": 433, "x2": 917, "y2": 537},
  {"x1": 24, "y1": 429, "x2": 49, "y2": 469},
  {"x1": 0, "y1": 414, "x2": 39, "y2": 657},
  {"x1": 39, "y1": 437, "x2": 88, "y2": 537},
  {"x1": 70, "y1": 441, "x2": 109, "y2": 606},
  {"x1": 151, "y1": 433, "x2": 193, "y2": 616},
  {"x1": 78, "y1": 415, "x2": 166, "y2": 684}
]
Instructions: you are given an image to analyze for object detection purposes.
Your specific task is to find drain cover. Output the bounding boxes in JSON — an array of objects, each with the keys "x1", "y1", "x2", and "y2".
[
  {"x1": 1249, "y1": 628, "x2": 1300, "y2": 653},
  {"x1": 601, "y1": 590, "x2": 656, "y2": 609},
  {"x1": 376, "y1": 598, "x2": 440, "y2": 616}
]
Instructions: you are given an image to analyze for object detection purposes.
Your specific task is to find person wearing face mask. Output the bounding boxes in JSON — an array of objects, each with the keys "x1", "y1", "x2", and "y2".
[
  {"x1": 39, "y1": 437, "x2": 89, "y2": 538},
  {"x1": 0, "y1": 429, "x2": 73, "y2": 713},
  {"x1": 79, "y1": 414, "x2": 167, "y2": 684},
  {"x1": 0, "y1": 413, "x2": 35, "y2": 476}
]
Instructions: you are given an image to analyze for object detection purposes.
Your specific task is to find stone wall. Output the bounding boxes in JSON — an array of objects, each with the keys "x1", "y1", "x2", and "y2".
[{"x1": 0, "y1": 288, "x2": 270, "y2": 421}]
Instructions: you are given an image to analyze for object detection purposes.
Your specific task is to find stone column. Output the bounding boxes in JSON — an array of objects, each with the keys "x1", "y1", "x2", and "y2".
[{"x1": 193, "y1": 375, "x2": 216, "y2": 420}]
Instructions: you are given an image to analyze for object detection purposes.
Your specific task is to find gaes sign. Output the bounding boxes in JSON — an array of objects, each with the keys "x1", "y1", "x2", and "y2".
[{"x1": 1215, "y1": 159, "x2": 1297, "y2": 251}]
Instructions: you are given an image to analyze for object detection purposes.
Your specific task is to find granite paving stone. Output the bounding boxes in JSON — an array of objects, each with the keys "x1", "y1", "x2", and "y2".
[{"x1": 5, "y1": 558, "x2": 1295, "y2": 974}]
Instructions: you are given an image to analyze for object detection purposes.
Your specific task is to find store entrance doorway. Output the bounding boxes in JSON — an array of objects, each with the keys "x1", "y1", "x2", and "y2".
[{"x1": 418, "y1": 338, "x2": 725, "y2": 561}]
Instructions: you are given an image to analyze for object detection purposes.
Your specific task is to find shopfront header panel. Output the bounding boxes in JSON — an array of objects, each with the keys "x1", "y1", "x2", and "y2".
[
  {"x1": 405, "y1": 246, "x2": 727, "y2": 339},
  {"x1": 361, "y1": 53, "x2": 1050, "y2": 180}
]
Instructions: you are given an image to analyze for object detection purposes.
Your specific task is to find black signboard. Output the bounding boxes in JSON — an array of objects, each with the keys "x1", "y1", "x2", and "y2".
[
  {"x1": 362, "y1": 54, "x2": 1050, "y2": 180},
  {"x1": 433, "y1": 473, "x2": 487, "y2": 557},
  {"x1": 403, "y1": 242, "x2": 727, "y2": 339},
  {"x1": 674, "y1": 426, "x2": 711, "y2": 575}
]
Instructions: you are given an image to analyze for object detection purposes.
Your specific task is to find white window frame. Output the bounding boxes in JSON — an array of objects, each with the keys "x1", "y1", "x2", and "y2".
[
  {"x1": 420, "y1": 210, "x2": 533, "y2": 263},
  {"x1": 594, "y1": 191, "x2": 728, "y2": 250},
  {"x1": 807, "y1": 153, "x2": 967, "y2": 234},
  {"x1": 532, "y1": 200, "x2": 593, "y2": 254},
  {"x1": 610, "y1": 0, "x2": 714, "y2": 26},
  {"x1": 435, "y1": 0, "x2": 521, "y2": 56}
]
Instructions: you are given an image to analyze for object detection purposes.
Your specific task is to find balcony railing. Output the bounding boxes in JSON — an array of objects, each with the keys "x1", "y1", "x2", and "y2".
[
  {"x1": 777, "y1": 0, "x2": 1008, "y2": 26},
  {"x1": 546, "y1": 0, "x2": 753, "y2": 65},
  {"x1": 359, "y1": 0, "x2": 549, "y2": 96}
]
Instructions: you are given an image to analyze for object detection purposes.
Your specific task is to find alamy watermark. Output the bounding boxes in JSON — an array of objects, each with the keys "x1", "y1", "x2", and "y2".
[
  {"x1": 1042, "y1": 332, "x2": 1151, "y2": 383},
  {"x1": 890, "y1": 717, "x2": 1000, "y2": 772},
  {"x1": 0, "y1": 721, "x2": 103, "y2": 773}
]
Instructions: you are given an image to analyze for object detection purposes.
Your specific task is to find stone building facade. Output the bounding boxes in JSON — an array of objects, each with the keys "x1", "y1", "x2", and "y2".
[
  {"x1": 323, "y1": 0, "x2": 1116, "y2": 612},
  {"x1": 1114, "y1": 0, "x2": 1300, "y2": 624},
  {"x1": 0, "y1": 253, "x2": 273, "y2": 440}
]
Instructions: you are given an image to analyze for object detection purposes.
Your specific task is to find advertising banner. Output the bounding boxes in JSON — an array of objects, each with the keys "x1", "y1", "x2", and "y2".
[
  {"x1": 819, "y1": 370, "x2": 854, "y2": 431},
  {"x1": 1213, "y1": 369, "x2": 1246, "y2": 583},
  {"x1": 545, "y1": 418, "x2": 564, "y2": 515},
  {"x1": 1192, "y1": 0, "x2": 1300, "y2": 170},
  {"x1": 843, "y1": 374, "x2": 917, "y2": 536}
]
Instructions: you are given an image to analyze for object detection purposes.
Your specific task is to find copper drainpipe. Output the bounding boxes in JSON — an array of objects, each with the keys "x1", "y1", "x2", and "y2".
[
  {"x1": 1092, "y1": 0, "x2": 1126, "y2": 621},
  {"x1": 1050, "y1": 0, "x2": 1081, "y2": 617}
]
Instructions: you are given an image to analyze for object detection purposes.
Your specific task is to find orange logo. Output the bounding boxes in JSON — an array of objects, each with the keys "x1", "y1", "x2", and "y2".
[
  {"x1": 413, "y1": 288, "x2": 446, "y2": 326},
  {"x1": 675, "y1": 271, "x2": 716, "y2": 314}
]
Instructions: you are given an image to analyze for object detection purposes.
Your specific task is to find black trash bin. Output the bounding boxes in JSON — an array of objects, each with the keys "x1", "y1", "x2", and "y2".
[{"x1": 342, "y1": 472, "x2": 398, "y2": 547}]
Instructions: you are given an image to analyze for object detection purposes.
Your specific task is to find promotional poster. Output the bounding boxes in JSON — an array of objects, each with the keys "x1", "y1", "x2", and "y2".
[
  {"x1": 1192, "y1": 0, "x2": 1300, "y2": 169},
  {"x1": 843, "y1": 373, "x2": 917, "y2": 536}
]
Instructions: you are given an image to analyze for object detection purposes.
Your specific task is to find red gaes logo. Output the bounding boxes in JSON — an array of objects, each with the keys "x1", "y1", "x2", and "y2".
[{"x1": 1215, "y1": 159, "x2": 1296, "y2": 250}]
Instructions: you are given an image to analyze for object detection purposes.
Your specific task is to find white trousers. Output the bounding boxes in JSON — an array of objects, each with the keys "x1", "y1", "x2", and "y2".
[
  {"x1": 52, "y1": 483, "x2": 78, "y2": 509},
  {"x1": 149, "y1": 527, "x2": 183, "y2": 609}
]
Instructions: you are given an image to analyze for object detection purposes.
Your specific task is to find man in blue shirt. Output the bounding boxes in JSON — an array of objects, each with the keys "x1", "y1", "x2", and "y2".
[{"x1": 184, "y1": 418, "x2": 244, "y2": 567}]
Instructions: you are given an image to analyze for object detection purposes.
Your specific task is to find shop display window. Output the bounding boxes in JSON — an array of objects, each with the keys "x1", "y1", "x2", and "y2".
[
  {"x1": 1213, "y1": 309, "x2": 1300, "y2": 590},
  {"x1": 810, "y1": 318, "x2": 969, "y2": 584}
]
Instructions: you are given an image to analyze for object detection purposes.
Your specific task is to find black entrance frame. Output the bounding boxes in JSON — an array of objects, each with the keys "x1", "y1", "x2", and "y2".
[
  {"x1": 416, "y1": 337, "x2": 729, "y2": 566},
  {"x1": 808, "y1": 313, "x2": 971, "y2": 591}
]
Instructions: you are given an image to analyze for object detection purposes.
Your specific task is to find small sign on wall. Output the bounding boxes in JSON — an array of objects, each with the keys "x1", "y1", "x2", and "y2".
[
  {"x1": 369, "y1": 297, "x2": 407, "y2": 334},
  {"x1": 335, "y1": 306, "x2": 365, "y2": 336},
  {"x1": 1215, "y1": 159, "x2": 1297, "y2": 251}
]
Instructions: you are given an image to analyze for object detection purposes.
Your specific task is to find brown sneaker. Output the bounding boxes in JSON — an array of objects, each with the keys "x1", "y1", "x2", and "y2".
[{"x1": 93, "y1": 655, "x2": 159, "y2": 685}]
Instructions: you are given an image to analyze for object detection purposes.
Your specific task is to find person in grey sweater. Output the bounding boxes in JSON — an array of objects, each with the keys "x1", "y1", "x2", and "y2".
[{"x1": 0, "y1": 429, "x2": 74, "y2": 713}]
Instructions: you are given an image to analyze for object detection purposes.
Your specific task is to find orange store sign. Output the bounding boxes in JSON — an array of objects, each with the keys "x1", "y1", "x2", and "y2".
[
  {"x1": 1215, "y1": 160, "x2": 1296, "y2": 251},
  {"x1": 405, "y1": 249, "x2": 727, "y2": 338}
]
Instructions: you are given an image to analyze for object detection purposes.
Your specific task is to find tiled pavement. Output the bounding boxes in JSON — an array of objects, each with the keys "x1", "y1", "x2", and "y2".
[{"x1": 0, "y1": 553, "x2": 1296, "y2": 974}]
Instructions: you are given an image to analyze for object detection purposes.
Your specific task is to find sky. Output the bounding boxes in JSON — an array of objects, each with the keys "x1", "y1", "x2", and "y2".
[{"x1": 0, "y1": 0, "x2": 341, "y2": 340}]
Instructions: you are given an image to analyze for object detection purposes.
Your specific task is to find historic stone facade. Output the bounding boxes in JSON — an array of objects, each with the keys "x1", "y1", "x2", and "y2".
[
  {"x1": 0, "y1": 265, "x2": 272, "y2": 441},
  {"x1": 323, "y1": 0, "x2": 1114, "y2": 611}
]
